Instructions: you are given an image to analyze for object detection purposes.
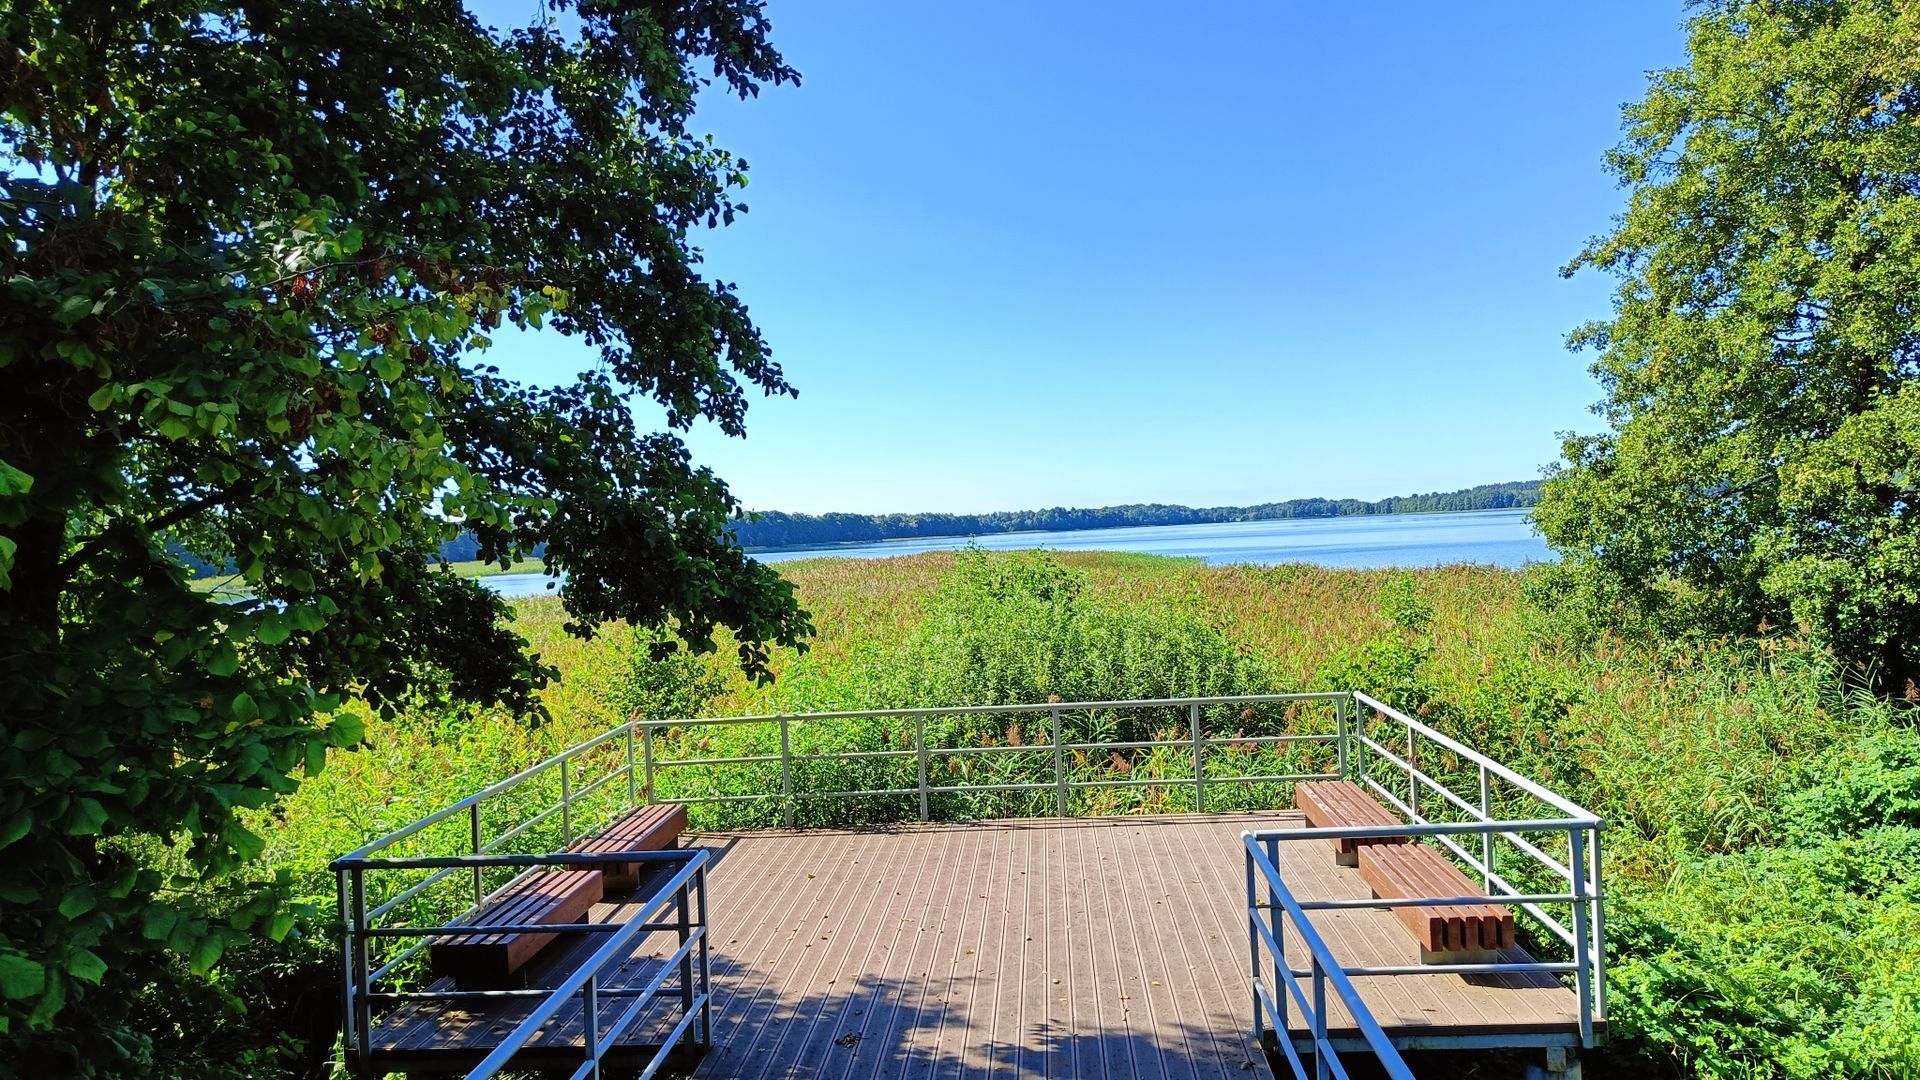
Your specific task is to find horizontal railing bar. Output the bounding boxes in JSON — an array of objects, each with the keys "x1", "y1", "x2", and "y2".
[
  {"x1": 927, "y1": 744, "x2": 1053, "y2": 758},
  {"x1": 338, "y1": 849, "x2": 703, "y2": 871},
  {"x1": 367, "y1": 939, "x2": 429, "y2": 984},
  {"x1": 640, "y1": 692, "x2": 1351, "y2": 729},
  {"x1": 1198, "y1": 771, "x2": 1342, "y2": 785},
  {"x1": 336, "y1": 722, "x2": 635, "y2": 865},
  {"x1": 794, "y1": 787, "x2": 921, "y2": 799},
  {"x1": 647, "y1": 793, "x2": 772, "y2": 805},
  {"x1": 1301, "y1": 961, "x2": 1579, "y2": 977},
  {"x1": 1287, "y1": 892, "x2": 1581, "y2": 911},
  {"x1": 362, "y1": 920, "x2": 684, "y2": 938},
  {"x1": 1247, "y1": 818, "x2": 1596, "y2": 841},
  {"x1": 624, "y1": 991, "x2": 709, "y2": 1080},
  {"x1": 365, "y1": 984, "x2": 677, "y2": 1002},
  {"x1": 1355, "y1": 736, "x2": 1488, "y2": 820},
  {"x1": 365, "y1": 867, "x2": 463, "y2": 922},
  {"x1": 794, "y1": 747, "x2": 920, "y2": 762},
  {"x1": 927, "y1": 780, "x2": 1054, "y2": 795},
  {"x1": 652, "y1": 753, "x2": 783, "y2": 768},
  {"x1": 1356, "y1": 775, "x2": 1583, "y2": 897},
  {"x1": 1354, "y1": 692, "x2": 1595, "y2": 819}
]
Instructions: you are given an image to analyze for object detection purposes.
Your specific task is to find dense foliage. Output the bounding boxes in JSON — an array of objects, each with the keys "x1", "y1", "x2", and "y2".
[
  {"x1": 1538, "y1": 0, "x2": 1920, "y2": 688},
  {"x1": 728, "y1": 480, "x2": 1542, "y2": 549},
  {"x1": 0, "y1": 1, "x2": 807, "y2": 1073},
  {"x1": 221, "y1": 552, "x2": 1919, "y2": 1079}
]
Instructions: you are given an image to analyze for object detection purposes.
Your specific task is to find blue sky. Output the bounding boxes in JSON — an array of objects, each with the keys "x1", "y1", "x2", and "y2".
[{"x1": 470, "y1": 1, "x2": 1687, "y2": 515}]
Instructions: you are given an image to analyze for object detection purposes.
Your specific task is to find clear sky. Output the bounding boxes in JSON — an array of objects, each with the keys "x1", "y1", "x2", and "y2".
[{"x1": 468, "y1": 1, "x2": 1688, "y2": 515}]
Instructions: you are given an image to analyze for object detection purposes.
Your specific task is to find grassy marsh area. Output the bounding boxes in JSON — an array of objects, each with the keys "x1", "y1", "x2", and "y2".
[{"x1": 193, "y1": 550, "x2": 1918, "y2": 1079}]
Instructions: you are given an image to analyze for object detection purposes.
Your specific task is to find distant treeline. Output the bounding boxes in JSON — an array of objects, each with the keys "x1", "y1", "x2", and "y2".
[{"x1": 725, "y1": 480, "x2": 1542, "y2": 551}]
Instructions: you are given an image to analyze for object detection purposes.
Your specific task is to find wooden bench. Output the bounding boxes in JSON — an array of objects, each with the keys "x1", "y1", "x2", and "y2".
[
  {"x1": 1294, "y1": 780, "x2": 1408, "y2": 865},
  {"x1": 565, "y1": 803, "x2": 688, "y2": 891},
  {"x1": 1358, "y1": 843, "x2": 1516, "y2": 963},
  {"x1": 429, "y1": 869, "x2": 604, "y2": 986}
]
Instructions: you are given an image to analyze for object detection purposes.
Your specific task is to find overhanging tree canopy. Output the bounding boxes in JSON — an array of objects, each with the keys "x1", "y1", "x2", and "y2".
[
  {"x1": 0, "y1": 0, "x2": 807, "y2": 1069},
  {"x1": 1538, "y1": 0, "x2": 1920, "y2": 687}
]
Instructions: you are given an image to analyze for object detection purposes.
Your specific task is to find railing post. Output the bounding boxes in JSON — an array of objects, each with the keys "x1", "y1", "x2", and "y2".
[
  {"x1": 582, "y1": 972, "x2": 601, "y2": 1076},
  {"x1": 1351, "y1": 694, "x2": 1369, "y2": 782},
  {"x1": 1569, "y1": 827, "x2": 1595, "y2": 1048},
  {"x1": 780, "y1": 717, "x2": 794, "y2": 828},
  {"x1": 697, "y1": 863, "x2": 713, "y2": 1047},
  {"x1": 1405, "y1": 718, "x2": 1419, "y2": 820},
  {"x1": 1266, "y1": 836, "x2": 1285, "y2": 1034},
  {"x1": 642, "y1": 723, "x2": 656, "y2": 804},
  {"x1": 1334, "y1": 695, "x2": 1349, "y2": 780},
  {"x1": 337, "y1": 870, "x2": 357, "y2": 1075},
  {"x1": 470, "y1": 801, "x2": 484, "y2": 907},
  {"x1": 1478, "y1": 763, "x2": 1494, "y2": 890},
  {"x1": 1190, "y1": 702, "x2": 1205, "y2": 814},
  {"x1": 1246, "y1": 844, "x2": 1263, "y2": 1046},
  {"x1": 677, "y1": 880, "x2": 696, "y2": 1027},
  {"x1": 1051, "y1": 706, "x2": 1066, "y2": 817},
  {"x1": 1312, "y1": 953, "x2": 1329, "y2": 1080},
  {"x1": 915, "y1": 715, "x2": 930, "y2": 821},
  {"x1": 350, "y1": 869, "x2": 371, "y2": 1065},
  {"x1": 560, "y1": 759, "x2": 573, "y2": 845},
  {"x1": 1590, "y1": 825, "x2": 1607, "y2": 1026},
  {"x1": 626, "y1": 721, "x2": 639, "y2": 810}
]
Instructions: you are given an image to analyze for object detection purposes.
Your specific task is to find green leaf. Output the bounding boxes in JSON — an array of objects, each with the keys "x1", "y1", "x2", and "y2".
[
  {"x1": 0, "y1": 810, "x2": 30, "y2": 848},
  {"x1": 140, "y1": 905, "x2": 177, "y2": 943},
  {"x1": 64, "y1": 798, "x2": 107, "y2": 836},
  {"x1": 56, "y1": 888, "x2": 95, "y2": 920},
  {"x1": 0, "y1": 954, "x2": 46, "y2": 1000},
  {"x1": 256, "y1": 614, "x2": 292, "y2": 645},
  {"x1": 266, "y1": 911, "x2": 296, "y2": 942},
  {"x1": 188, "y1": 934, "x2": 223, "y2": 976},
  {"x1": 65, "y1": 950, "x2": 106, "y2": 985},
  {"x1": 229, "y1": 691, "x2": 258, "y2": 723},
  {"x1": 206, "y1": 643, "x2": 240, "y2": 677},
  {"x1": 0, "y1": 462, "x2": 34, "y2": 496},
  {"x1": 327, "y1": 713, "x2": 366, "y2": 748},
  {"x1": 85, "y1": 384, "x2": 116, "y2": 411}
]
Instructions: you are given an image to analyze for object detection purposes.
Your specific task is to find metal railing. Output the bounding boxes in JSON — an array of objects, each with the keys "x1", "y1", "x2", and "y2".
[
  {"x1": 330, "y1": 722, "x2": 714, "y2": 1079},
  {"x1": 1247, "y1": 832, "x2": 1416, "y2": 1080},
  {"x1": 634, "y1": 692, "x2": 1353, "y2": 823},
  {"x1": 1243, "y1": 692, "x2": 1605, "y2": 1077}
]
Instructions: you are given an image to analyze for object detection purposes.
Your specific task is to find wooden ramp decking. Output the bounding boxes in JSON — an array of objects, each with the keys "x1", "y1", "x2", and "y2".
[{"x1": 365, "y1": 811, "x2": 1590, "y2": 1077}]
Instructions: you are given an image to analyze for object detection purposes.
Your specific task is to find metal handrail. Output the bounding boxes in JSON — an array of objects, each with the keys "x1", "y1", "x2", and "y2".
[
  {"x1": 337, "y1": 848, "x2": 711, "y2": 1079},
  {"x1": 634, "y1": 692, "x2": 1349, "y2": 823},
  {"x1": 1245, "y1": 832, "x2": 1416, "y2": 1080}
]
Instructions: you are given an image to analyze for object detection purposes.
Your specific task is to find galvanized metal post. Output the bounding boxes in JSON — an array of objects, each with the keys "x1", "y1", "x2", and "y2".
[
  {"x1": 469, "y1": 802, "x2": 484, "y2": 906},
  {"x1": 1588, "y1": 826, "x2": 1607, "y2": 1026},
  {"x1": 1568, "y1": 827, "x2": 1595, "y2": 1047},
  {"x1": 625, "y1": 723, "x2": 639, "y2": 809},
  {"x1": 336, "y1": 870, "x2": 357, "y2": 1075},
  {"x1": 915, "y1": 716, "x2": 930, "y2": 821},
  {"x1": 1266, "y1": 836, "x2": 1286, "y2": 1033},
  {"x1": 582, "y1": 972, "x2": 601, "y2": 1077},
  {"x1": 1351, "y1": 693, "x2": 1369, "y2": 783},
  {"x1": 560, "y1": 759, "x2": 572, "y2": 845},
  {"x1": 1312, "y1": 954, "x2": 1329, "y2": 1080},
  {"x1": 1190, "y1": 702, "x2": 1205, "y2": 814},
  {"x1": 1051, "y1": 706, "x2": 1067, "y2": 817},
  {"x1": 1478, "y1": 764, "x2": 1494, "y2": 890},
  {"x1": 780, "y1": 717, "x2": 794, "y2": 828},
  {"x1": 642, "y1": 724, "x2": 656, "y2": 804},
  {"x1": 697, "y1": 864, "x2": 713, "y2": 1046},
  {"x1": 1405, "y1": 718, "x2": 1419, "y2": 820},
  {"x1": 677, "y1": 881, "x2": 696, "y2": 1026},
  {"x1": 350, "y1": 869, "x2": 371, "y2": 1063},
  {"x1": 1333, "y1": 695, "x2": 1349, "y2": 780},
  {"x1": 1246, "y1": 845, "x2": 1263, "y2": 1045}
]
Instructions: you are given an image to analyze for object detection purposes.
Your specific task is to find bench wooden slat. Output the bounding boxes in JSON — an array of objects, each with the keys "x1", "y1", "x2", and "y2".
[
  {"x1": 565, "y1": 803, "x2": 687, "y2": 891},
  {"x1": 1358, "y1": 844, "x2": 1514, "y2": 958},
  {"x1": 429, "y1": 869, "x2": 604, "y2": 986},
  {"x1": 1293, "y1": 780, "x2": 1408, "y2": 864}
]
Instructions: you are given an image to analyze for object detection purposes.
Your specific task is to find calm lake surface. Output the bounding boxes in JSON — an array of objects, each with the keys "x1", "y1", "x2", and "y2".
[{"x1": 477, "y1": 509, "x2": 1552, "y2": 598}]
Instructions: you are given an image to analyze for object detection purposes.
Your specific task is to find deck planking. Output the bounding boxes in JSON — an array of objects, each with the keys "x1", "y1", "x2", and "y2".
[{"x1": 364, "y1": 811, "x2": 1592, "y2": 1077}]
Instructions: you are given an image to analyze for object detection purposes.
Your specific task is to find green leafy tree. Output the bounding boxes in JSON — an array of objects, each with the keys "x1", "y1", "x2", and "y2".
[
  {"x1": 0, "y1": 1, "x2": 806, "y2": 1071},
  {"x1": 1538, "y1": 0, "x2": 1920, "y2": 687}
]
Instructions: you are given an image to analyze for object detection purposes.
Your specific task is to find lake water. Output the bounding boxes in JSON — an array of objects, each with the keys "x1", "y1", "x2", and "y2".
[{"x1": 476, "y1": 509, "x2": 1552, "y2": 598}]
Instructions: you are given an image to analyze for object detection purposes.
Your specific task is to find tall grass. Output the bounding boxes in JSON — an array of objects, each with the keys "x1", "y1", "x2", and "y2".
[{"x1": 154, "y1": 548, "x2": 1920, "y2": 1080}]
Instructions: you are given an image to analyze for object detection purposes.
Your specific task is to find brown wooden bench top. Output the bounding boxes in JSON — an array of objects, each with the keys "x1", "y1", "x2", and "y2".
[
  {"x1": 1294, "y1": 779, "x2": 1408, "y2": 863},
  {"x1": 1358, "y1": 843, "x2": 1515, "y2": 958},
  {"x1": 565, "y1": 803, "x2": 687, "y2": 891},
  {"x1": 429, "y1": 869, "x2": 604, "y2": 987}
]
